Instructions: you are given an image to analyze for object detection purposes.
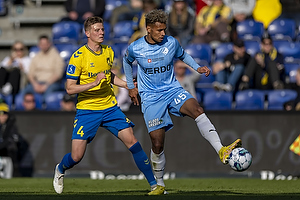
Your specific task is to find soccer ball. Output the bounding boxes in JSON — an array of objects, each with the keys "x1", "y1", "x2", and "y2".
[{"x1": 228, "y1": 147, "x2": 252, "y2": 172}]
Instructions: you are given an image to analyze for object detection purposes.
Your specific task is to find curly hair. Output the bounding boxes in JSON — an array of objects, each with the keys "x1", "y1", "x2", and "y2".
[
  {"x1": 84, "y1": 16, "x2": 103, "y2": 31},
  {"x1": 145, "y1": 9, "x2": 168, "y2": 26}
]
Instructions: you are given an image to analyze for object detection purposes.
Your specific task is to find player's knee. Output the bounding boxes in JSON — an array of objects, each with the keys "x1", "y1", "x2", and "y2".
[
  {"x1": 189, "y1": 105, "x2": 204, "y2": 119},
  {"x1": 195, "y1": 106, "x2": 204, "y2": 115},
  {"x1": 126, "y1": 138, "x2": 138, "y2": 149},
  {"x1": 152, "y1": 142, "x2": 164, "y2": 154},
  {"x1": 72, "y1": 154, "x2": 83, "y2": 163}
]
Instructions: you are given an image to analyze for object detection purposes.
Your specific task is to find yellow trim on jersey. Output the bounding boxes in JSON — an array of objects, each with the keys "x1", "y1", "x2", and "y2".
[{"x1": 67, "y1": 44, "x2": 117, "y2": 110}]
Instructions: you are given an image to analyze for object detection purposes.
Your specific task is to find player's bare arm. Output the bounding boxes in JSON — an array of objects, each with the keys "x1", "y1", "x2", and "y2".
[
  {"x1": 111, "y1": 72, "x2": 127, "y2": 88},
  {"x1": 66, "y1": 72, "x2": 106, "y2": 95},
  {"x1": 197, "y1": 66, "x2": 210, "y2": 77}
]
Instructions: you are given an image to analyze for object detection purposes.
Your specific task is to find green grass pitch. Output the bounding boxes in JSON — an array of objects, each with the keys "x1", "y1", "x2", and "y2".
[{"x1": 0, "y1": 178, "x2": 299, "y2": 200}]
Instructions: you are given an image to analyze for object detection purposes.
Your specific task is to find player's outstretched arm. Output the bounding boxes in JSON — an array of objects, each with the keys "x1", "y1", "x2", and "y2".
[
  {"x1": 111, "y1": 72, "x2": 127, "y2": 88},
  {"x1": 66, "y1": 72, "x2": 106, "y2": 95},
  {"x1": 180, "y1": 51, "x2": 210, "y2": 77},
  {"x1": 197, "y1": 66, "x2": 210, "y2": 77}
]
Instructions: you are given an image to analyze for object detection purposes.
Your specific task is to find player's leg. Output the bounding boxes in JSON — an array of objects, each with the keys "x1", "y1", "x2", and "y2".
[
  {"x1": 53, "y1": 139, "x2": 87, "y2": 194},
  {"x1": 180, "y1": 98, "x2": 223, "y2": 152},
  {"x1": 58, "y1": 139, "x2": 87, "y2": 173},
  {"x1": 104, "y1": 106, "x2": 165, "y2": 195},
  {"x1": 118, "y1": 129, "x2": 165, "y2": 195},
  {"x1": 54, "y1": 110, "x2": 100, "y2": 194},
  {"x1": 118, "y1": 127, "x2": 158, "y2": 188},
  {"x1": 149, "y1": 128, "x2": 166, "y2": 187},
  {"x1": 179, "y1": 98, "x2": 242, "y2": 164},
  {"x1": 142, "y1": 96, "x2": 172, "y2": 190},
  {"x1": 168, "y1": 89, "x2": 224, "y2": 154}
]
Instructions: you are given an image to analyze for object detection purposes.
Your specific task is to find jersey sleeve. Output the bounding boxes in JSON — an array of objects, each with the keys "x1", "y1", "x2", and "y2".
[
  {"x1": 174, "y1": 38, "x2": 201, "y2": 71},
  {"x1": 109, "y1": 46, "x2": 115, "y2": 65},
  {"x1": 66, "y1": 50, "x2": 82, "y2": 80},
  {"x1": 174, "y1": 37, "x2": 185, "y2": 59},
  {"x1": 123, "y1": 44, "x2": 135, "y2": 89}
]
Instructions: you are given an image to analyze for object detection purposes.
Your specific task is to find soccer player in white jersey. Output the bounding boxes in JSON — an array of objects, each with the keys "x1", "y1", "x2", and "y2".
[
  {"x1": 53, "y1": 16, "x2": 165, "y2": 195},
  {"x1": 123, "y1": 9, "x2": 242, "y2": 192}
]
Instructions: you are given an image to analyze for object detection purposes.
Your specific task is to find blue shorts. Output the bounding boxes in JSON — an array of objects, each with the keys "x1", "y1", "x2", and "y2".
[
  {"x1": 72, "y1": 105, "x2": 135, "y2": 143},
  {"x1": 141, "y1": 87, "x2": 193, "y2": 133}
]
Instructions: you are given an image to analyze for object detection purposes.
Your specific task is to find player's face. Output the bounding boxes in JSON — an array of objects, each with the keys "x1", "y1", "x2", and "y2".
[
  {"x1": 86, "y1": 23, "x2": 105, "y2": 44},
  {"x1": 146, "y1": 22, "x2": 166, "y2": 44}
]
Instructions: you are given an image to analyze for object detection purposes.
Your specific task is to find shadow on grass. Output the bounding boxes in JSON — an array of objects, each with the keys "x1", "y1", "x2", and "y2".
[{"x1": 2, "y1": 190, "x2": 300, "y2": 200}]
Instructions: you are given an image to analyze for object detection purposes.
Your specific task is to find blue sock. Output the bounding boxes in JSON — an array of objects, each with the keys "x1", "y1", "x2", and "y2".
[
  {"x1": 129, "y1": 142, "x2": 157, "y2": 187},
  {"x1": 58, "y1": 153, "x2": 78, "y2": 174}
]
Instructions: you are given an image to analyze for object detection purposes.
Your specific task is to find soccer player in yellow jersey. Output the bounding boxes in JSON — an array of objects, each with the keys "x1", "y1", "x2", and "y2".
[{"x1": 53, "y1": 16, "x2": 164, "y2": 195}]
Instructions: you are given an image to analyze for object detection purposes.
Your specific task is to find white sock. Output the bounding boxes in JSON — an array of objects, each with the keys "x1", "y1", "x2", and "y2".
[
  {"x1": 150, "y1": 149, "x2": 166, "y2": 187},
  {"x1": 195, "y1": 113, "x2": 223, "y2": 153}
]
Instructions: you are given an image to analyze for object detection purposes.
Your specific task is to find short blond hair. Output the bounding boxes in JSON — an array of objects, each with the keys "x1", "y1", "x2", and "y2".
[{"x1": 84, "y1": 16, "x2": 103, "y2": 31}]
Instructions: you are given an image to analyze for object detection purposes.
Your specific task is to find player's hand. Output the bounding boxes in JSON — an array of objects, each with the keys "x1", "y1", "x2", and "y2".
[
  {"x1": 95, "y1": 72, "x2": 107, "y2": 86},
  {"x1": 129, "y1": 88, "x2": 139, "y2": 106},
  {"x1": 124, "y1": 79, "x2": 137, "y2": 90},
  {"x1": 197, "y1": 66, "x2": 210, "y2": 77}
]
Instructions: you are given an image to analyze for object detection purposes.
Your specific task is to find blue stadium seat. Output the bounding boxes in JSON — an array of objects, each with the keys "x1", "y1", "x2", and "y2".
[
  {"x1": 284, "y1": 63, "x2": 299, "y2": 83},
  {"x1": 52, "y1": 21, "x2": 82, "y2": 44},
  {"x1": 44, "y1": 91, "x2": 66, "y2": 111},
  {"x1": 195, "y1": 66, "x2": 215, "y2": 97},
  {"x1": 54, "y1": 44, "x2": 79, "y2": 90},
  {"x1": 195, "y1": 67, "x2": 215, "y2": 86},
  {"x1": 196, "y1": 91, "x2": 202, "y2": 103},
  {"x1": 295, "y1": 24, "x2": 300, "y2": 42},
  {"x1": 236, "y1": 19, "x2": 264, "y2": 42},
  {"x1": 103, "y1": 0, "x2": 129, "y2": 22},
  {"x1": 29, "y1": 46, "x2": 40, "y2": 58},
  {"x1": 214, "y1": 43, "x2": 233, "y2": 62},
  {"x1": 55, "y1": 43, "x2": 79, "y2": 64},
  {"x1": 273, "y1": 41, "x2": 300, "y2": 63},
  {"x1": 267, "y1": 18, "x2": 296, "y2": 42},
  {"x1": 184, "y1": 43, "x2": 212, "y2": 66},
  {"x1": 80, "y1": 26, "x2": 88, "y2": 45},
  {"x1": 0, "y1": 94, "x2": 12, "y2": 109},
  {"x1": 0, "y1": 0, "x2": 7, "y2": 16},
  {"x1": 103, "y1": 21, "x2": 111, "y2": 41},
  {"x1": 112, "y1": 20, "x2": 135, "y2": 43},
  {"x1": 267, "y1": 89, "x2": 297, "y2": 110},
  {"x1": 111, "y1": 42, "x2": 129, "y2": 59},
  {"x1": 14, "y1": 93, "x2": 25, "y2": 110},
  {"x1": 235, "y1": 90, "x2": 265, "y2": 110},
  {"x1": 14, "y1": 93, "x2": 43, "y2": 111},
  {"x1": 203, "y1": 91, "x2": 232, "y2": 110},
  {"x1": 244, "y1": 40, "x2": 260, "y2": 56}
]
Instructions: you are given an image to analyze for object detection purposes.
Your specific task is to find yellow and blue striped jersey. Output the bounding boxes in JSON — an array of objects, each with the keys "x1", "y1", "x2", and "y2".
[{"x1": 66, "y1": 44, "x2": 117, "y2": 110}]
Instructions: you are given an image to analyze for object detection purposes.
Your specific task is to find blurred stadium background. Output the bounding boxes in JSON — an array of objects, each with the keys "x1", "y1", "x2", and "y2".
[{"x1": 0, "y1": 0, "x2": 299, "y2": 181}]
